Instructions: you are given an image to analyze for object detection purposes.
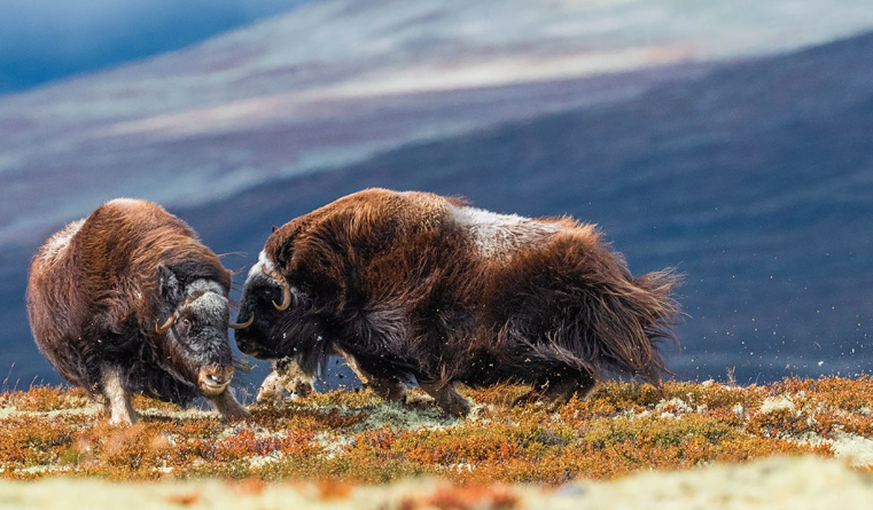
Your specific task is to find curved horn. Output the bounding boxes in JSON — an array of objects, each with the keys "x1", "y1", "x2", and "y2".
[
  {"x1": 228, "y1": 314, "x2": 254, "y2": 330},
  {"x1": 272, "y1": 278, "x2": 292, "y2": 311},
  {"x1": 155, "y1": 313, "x2": 176, "y2": 334}
]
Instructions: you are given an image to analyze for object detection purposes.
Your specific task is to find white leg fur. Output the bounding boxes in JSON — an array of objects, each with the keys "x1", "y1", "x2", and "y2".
[
  {"x1": 256, "y1": 352, "x2": 406, "y2": 404},
  {"x1": 102, "y1": 367, "x2": 136, "y2": 425},
  {"x1": 210, "y1": 388, "x2": 251, "y2": 420},
  {"x1": 256, "y1": 360, "x2": 315, "y2": 403},
  {"x1": 256, "y1": 370, "x2": 294, "y2": 403}
]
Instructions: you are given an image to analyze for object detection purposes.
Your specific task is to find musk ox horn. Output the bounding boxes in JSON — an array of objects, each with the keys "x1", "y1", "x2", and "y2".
[
  {"x1": 155, "y1": 313, "x2": 177, "y2": 334},
  {"x1": 272, "y1": 278, "x2": 292, "y2": 312},
  {"x1": 228, "y1": 314, "x2": 254, "y2": 330}
]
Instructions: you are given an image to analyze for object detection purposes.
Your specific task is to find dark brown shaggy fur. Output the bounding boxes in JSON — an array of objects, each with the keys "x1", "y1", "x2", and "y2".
[
  {"x1": 27, "y1": 199, "x2": 238, "y2": 418},
  {"x1": 236, "y1": 189, "x2": 680, "y2": 416}
]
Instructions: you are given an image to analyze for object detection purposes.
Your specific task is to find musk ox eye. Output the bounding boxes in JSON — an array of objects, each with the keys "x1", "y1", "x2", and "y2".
[{"x1": 178, "y1": 317, "x2": 192, "y2": 333}]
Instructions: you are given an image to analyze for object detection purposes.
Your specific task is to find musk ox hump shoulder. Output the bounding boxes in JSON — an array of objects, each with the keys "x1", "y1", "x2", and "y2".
[
  {"x1": 104, "y1": 197, "x2": 148, "y2": 208},
  {"x1": 38, "y1": 219, "x2": 85, "y2": 263}
]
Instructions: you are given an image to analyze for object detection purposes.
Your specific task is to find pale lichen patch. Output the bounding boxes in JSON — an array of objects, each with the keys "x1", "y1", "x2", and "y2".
[
  {"x1": 248, "y1": 453, "x2": 283, "y2": 469},
  {"x1": 313, "y1": 431, "x2": 356, "y2": 459},
  {"x1": 1, "y1": 457, "x2": 872, "y2": 509},
  {"x1": 828, "y1": 431, "x2": 873, "y2": 468},
  {"x1": 655, "y1": 398, "x2": 693, "y2": 419},
  {"x1": 760, "y1": 395, "x2": 797, "y2": 415},
  {"x1": 351, "y1": 401, "x2": 469, "y2": 433}
]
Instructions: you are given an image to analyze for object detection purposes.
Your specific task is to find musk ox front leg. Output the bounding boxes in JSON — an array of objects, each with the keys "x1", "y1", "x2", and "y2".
[
  {"x1": 101, "y1": 367, "x2": 137, "y2": 425},
  {"x1": 208, "y1": 388, "x2": 251, "y2": 420},
  {"x1": 419, "y1": 380, "x2": 470, "y2": 418},
  {"x1": 358, "y1": 372, "x2": 407, "y2": 403},
  {"x1": 338, "y1": 347, "x2": 407, "y2": 403}
]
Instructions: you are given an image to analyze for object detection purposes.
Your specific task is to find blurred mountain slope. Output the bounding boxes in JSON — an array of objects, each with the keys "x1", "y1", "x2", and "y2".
[
  {"x1": 180, "y1": 30, "x2": 873, "y2": 383},
  {"x1": 3, "y1": 0, "x2": 873, "y2": 248},
  {"x1": 0, "y1": 0, "x2": 317, "y2": 93}
]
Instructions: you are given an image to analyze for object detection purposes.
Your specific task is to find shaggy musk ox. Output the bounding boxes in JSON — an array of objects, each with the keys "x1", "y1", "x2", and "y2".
[
  {"x1": 235, "y1": 189, "x2": 680, "y2": 416},
  {"x1": 26, "y1": 199, "x2": 251, "y2": 424}
]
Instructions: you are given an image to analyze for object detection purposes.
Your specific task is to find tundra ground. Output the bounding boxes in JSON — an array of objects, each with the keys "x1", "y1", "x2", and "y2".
[{"x1": 1, "y1": 378, "x2": 873, "y2": 508}]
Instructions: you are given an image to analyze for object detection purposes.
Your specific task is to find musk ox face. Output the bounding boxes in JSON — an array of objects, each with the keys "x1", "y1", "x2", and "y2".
[
  {"x1": 233, "y1": 252, "x2": 299, "y2": 362},
  {"x1": 157, "y1": 266, "x2": 237, "y2": 396}
]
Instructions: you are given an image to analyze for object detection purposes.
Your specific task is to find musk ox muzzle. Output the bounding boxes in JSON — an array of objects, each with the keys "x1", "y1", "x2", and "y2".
[{"x1": 197, "y1": 364, "x2": 235, "y2": 396}]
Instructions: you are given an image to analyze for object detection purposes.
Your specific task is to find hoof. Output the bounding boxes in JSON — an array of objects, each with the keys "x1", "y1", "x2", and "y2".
[
  {"x1": 440, "y1": 396, "x2": 471, "y2": 418},
  {"x1": 108, "y1": 413, "x2": 137, "y2": 426},
  {"x1": 220, "y1": 406, "x2": 252, "y2": 421}
]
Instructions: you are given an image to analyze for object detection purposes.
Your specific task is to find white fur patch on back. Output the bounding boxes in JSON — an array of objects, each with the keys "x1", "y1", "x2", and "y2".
[
  {"x1": 105, "y1": 197, "x2": 144, "y2": 208},
  {"x1": 449, "y1": 205, "x2": 563, "y2": 259},
  {"x1": 42, "y1": 219, "x2": 85, "y2": 262},
  {"x1": 246, "y1": 250, "x2": 276, "y2": 283}
]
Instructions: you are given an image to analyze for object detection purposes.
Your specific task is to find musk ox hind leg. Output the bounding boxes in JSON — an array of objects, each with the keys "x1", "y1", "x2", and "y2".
[
  {"x1": 539, "y1": 370, "x2": 597, "y2": 406},
  {"x1": 101, "y1": 367, "x2": 137, "y2": 425},
  {"x1": 209, "y1": 388, "x2": 251, "y2": 420},
  {"x1": 512, "y1": 370, "x2": 598, "y2": 408},
  {"x1": 419, "y1": 380, "x2": 471, "y2": 418}
]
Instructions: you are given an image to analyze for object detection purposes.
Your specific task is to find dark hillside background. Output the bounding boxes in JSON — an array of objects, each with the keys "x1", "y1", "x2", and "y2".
[{"x1": 179, "y1": 31, "x2": 873, "y2": 385}]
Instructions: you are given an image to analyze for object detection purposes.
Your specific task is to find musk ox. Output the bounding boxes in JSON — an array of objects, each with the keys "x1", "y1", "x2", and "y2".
[
  {"x1": 234, "y1": 189, "x2": 680, "y2": 416},
  {"x1": 26, "y1": 198, "x2": 251, "y2": 424}
]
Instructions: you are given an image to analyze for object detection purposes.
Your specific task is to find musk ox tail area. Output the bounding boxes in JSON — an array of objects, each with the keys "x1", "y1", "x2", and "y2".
[
  {"x1": 493, "y1": 232, "x2": 681, "y2": 386},
  {"x1": 599, "y1": 268, "x2": 682, "y2": 381}
]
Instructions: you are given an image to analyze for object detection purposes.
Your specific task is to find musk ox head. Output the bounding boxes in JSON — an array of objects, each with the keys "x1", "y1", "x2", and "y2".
[
  {"x1": 155, "y1": 265, "x2": 248, "y2": 396},
  {"x1": 232, "y1": 248, "x2": 331, "y2": 376},
  {"x1": 233, "y1": 251, "x2": 296, "y2": 359}
]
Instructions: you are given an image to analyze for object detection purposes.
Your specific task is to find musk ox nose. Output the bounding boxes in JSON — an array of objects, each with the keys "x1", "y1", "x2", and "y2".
[
  {"x1": 235, "y1": 331, "x2": 262, "y2": 358},
  {"x1": 236, "y1": 340, "x2": 268, "y2": 359},
  {"x1": 235, "y1": 335, "x2": 254, "y2": 354},
  {"x1": 198, "y1": 364, "x2": 234, "y2": 395}
]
